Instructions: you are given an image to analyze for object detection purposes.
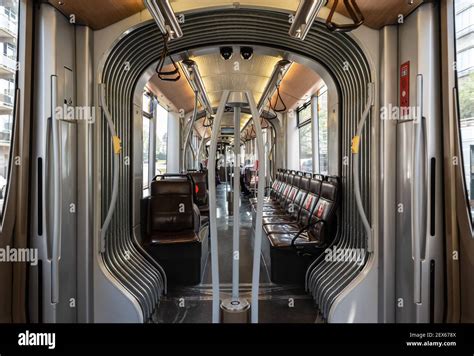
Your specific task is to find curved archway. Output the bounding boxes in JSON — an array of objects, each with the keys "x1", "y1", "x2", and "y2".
[{"x1": 99, "y1": 8, "x2": 373, "y2": 322}]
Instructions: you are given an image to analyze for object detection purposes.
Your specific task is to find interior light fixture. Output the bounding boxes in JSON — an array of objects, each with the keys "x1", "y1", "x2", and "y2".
[
  {"x1": 288, "y1": 0, "x2": 327, "y2": 41},
  {"x1": 144, "y1": 0, "x2": 183, "y2": 40}
]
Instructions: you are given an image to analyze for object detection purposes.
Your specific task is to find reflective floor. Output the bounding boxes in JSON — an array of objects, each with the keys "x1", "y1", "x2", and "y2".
[{"x1": 156, "y1": 183, "x2": 319, "y2": 323}]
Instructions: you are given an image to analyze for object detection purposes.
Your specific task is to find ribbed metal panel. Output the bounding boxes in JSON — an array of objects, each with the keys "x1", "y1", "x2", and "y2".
[{"x1": 100, "y1": 8, "x2": 372, "y2": 321}]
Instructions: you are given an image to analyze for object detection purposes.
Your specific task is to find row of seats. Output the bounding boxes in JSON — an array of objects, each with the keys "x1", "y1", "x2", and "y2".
[
  {"x1": 251, "y1": 169, "x2": 340, "y2": 284},
  {"x1": 243, "y1": 166, "x2": 258, "y2": 192},
  {"x1": 141, "y1": 172, "x2": 210, "y2": 286}
]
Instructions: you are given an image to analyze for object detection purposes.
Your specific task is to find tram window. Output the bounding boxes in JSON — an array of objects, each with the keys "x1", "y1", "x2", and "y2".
[
  {"x1": 455, "y1": 0, "x2": 474, "y2": 223},
  {"x1": 297, "y1": 101, "x2": 313, "y2": 172},
  {"x1": 143, "y1": 91, "x2": 152, "y2": 191},
  {"x1": 318, "y1": 89, "x2": 328, "y2": 175},
  {"x1": 299, "y1": 122, "x2": 313, "y2": 172},
  {"x1": 143, "y1": 116, "x2": 150, "y2": 189},
  {"x1": 155, "y1": 102, "x2": 168, "y2": 175},
  {"x1": 0, "y1": 0, "x2": 19, "y2": 216}
]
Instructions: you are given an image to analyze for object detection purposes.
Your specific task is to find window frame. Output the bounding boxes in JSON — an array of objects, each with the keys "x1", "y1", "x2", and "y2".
[
  {"x1": 296, "y1": 99, "x2": 312, "y2": 128},
  {"x1": 0, "y1": 0, "x2": 20, "y2": 221},
  {"x1": 317, "y1": 88, "x2": 329, "y2": 175},
  {"x1": 298, "y1": 119, "x2": 312, "y2": 172},
  {"x1": 453, "y1": 0, "x2": 474, "y2": 226},
  {"x1": 154, "y1": 101, "x2": 168, "y2": 176}
]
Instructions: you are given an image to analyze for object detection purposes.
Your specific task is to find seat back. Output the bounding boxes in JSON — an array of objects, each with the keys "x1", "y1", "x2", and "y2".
[
  {"x1": 297, "y1": 177, "x2": 322, "y2": 226},
  {"x1": 308, "y1": 179, "x2": 340, "y2": 244},
  {"x1": 149, "y1": 176, "x2": 196, "y2": 233},
  {"x1": 288, "y1": 175, "x2": 310, "y2": 219},
  {"x1": 282, "y1": 173, "x2": 301, "y2": 211},
  {"x1": 188, "y1": 171, "x2": 208, "y2": 207},
  {"x1": 270, "y1": 176, "x2": 282, "y2": 199},
  {"x1": 277, "y1": 172, "x2": 295, "y2": 205}
]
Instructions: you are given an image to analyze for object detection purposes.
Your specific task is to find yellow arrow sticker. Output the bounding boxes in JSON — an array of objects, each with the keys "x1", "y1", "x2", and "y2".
[
  {"x1": 113, "y1": 135, "x2": 122, "y2": 154},
  {"x1": 351, "y1": 135, "x2": 360, "y2": 154}
]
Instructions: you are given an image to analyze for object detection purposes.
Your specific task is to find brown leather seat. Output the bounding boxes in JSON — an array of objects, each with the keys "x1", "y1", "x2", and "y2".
[
  {"x1": 267, "y1": 233, "x2": 310, "y2": 248},
  {"x1": 188, "y1": 171, "x2": 209, "y2": 217},
  {"x1": 261, "y1": 174, "x2": 308, "y2": 217},
  {"x1": 301, "y1": 178, "x2": 340, "y2": 246},
  {"x1": 147, "y1": 178, "x2": 200, "y2": 242},
  {"x1": 251, "y1": 170, "x2": 289, "y2": 207},
  {"x1": 149, "y1": 231, "x2": 199, "y2": 244},
  {"x1": 143, "y1": 175, "x2": 206, "y2": 286},
  {"x1": 263, "y1": 178, "x2": 321, "y2": 227},
  {"x1": 267, "y1": 179, "x2": 340, "y2": 249}
]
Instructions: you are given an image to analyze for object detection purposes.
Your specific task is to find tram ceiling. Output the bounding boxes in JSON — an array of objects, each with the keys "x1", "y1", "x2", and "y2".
[
  {"x1": 148, "y1": 52, "x2": 322, "y2": 117},
  {"x1": 49, "y1": 0, "x2": 423, "y2": 31}
]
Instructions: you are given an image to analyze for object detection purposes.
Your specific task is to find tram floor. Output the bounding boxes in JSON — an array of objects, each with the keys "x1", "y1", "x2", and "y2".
[{"x1": 155, "y1": 183, "x2": 319, "y2": 323}]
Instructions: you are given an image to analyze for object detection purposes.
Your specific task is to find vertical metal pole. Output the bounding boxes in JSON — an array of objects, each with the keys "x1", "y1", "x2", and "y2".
[
  {"x1": 149, "y1": 99, "x2": 157, "y2": 184},
  {"x1": 208, "y1": 90, "x2": 230, "y2": 323},
  {"x1": 246, "y1": 92, "x2": 265, "y2": 323},
  {"x1": 182, "y1": 94, "x2": 198, "y2": 172},
  {"x1": 311, "y1": 95, "x2": 320, "y2": 173},
  {"x1": 224, "y1": 148, "x2": 227, "y2": 188},
  {"x1": 232, "y1": 106, "x2": 241, "y2": 299},
  {"x1": 197, "y1": 136, "x2": 205, "y2": 169}
]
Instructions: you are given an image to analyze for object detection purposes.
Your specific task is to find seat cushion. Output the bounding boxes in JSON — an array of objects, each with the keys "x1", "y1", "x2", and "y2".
[
  {"x1": 262, "y1": 210, "x2": 286, "y2": 217},
  {"x1": 148, "y1": 231, "x2": 199, "y2": 245},
  {"x1": 252, "y1": 200, "x2": 279, "y2": 208},
  {"x1": 267, "y1": 233, "x2": 309, "y2": 248},
  {"x1": 261, "y1": 205, "x2": 283, "y2": 211},
  {"x1": 250, "y1": 197, "x2": 273, "y2": 204},
  {"x1": 263, "y1": 223, "x2": 300, "y2": 235},
  {"x1": 262, "y1": 216, "x2": 296, "y2": 225},
  {"x1": 199, "y1": 204, "x2": 209, "y2": 214}
]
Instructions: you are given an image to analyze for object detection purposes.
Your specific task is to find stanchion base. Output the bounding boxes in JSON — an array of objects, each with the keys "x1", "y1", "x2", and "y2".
[{"x1": 220, "y1": 298, "x2": 250, "y2": 323}]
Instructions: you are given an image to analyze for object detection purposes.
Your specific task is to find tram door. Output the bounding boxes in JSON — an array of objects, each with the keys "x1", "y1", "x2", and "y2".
[
  {"x1": 395, "y1": 2, "x2": 444, "y2": 323},
  {"x1": 29, "y1": 4, "x2": 78, "y2": 323}
]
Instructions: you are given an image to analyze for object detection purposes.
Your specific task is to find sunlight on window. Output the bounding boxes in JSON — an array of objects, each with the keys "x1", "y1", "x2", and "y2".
[
  {"x1": 318, "y1": 89, "x2": 328, "y2": 175},
  {"x1": 0, "y1": 0, "x2": 19, "y2": 216},
  {"x1": 299, "y1": 122, "x2": 313, "y2": 172},
  {"x1": 155, "y1": 103, "x2": 168, "y2": 175},
  {"x1": 455, "y1": 0, "x2": 474, "y2": 223}
]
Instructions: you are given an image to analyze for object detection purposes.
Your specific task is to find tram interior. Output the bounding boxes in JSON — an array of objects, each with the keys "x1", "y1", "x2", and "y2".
[{"x1": 0, "y1": 0, "x2": 473, "y2": 327}]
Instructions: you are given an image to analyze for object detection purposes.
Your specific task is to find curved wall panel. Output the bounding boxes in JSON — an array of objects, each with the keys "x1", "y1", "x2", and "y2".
[{"x1": 99, "y1": 8, "x2": 372, "y2": 321}]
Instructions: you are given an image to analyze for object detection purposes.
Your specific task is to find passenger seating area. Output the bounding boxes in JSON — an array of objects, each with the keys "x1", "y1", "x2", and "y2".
[
  {"x1": 251, "y1": 169, "x2": 340, "y2": 284},
  {"x1": 141, "y1": 174, "x2": 209, "y2": 286}
]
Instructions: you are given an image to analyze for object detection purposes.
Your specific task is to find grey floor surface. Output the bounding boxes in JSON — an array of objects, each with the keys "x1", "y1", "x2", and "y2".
[{"x1": 156, "y1": 183, "x2": 318, "y2": 323}]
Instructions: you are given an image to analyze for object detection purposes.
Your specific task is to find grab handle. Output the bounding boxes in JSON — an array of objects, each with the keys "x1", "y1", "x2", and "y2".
[
  {"x1": 351, "y1": 83, "x2": 373, "y2": 252},
  {"x1": 326, "y1": 0, "x2": 364, "y2": 32},
  {"x1": 99, "y1": 84, "x2": 121, "y2": 253},
  {"x1": 411, "y1": 74, "x2": 426, "y2": 304},
  {"x1": 50, "y1": 75, "x2": 61, "y2": 303}
]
